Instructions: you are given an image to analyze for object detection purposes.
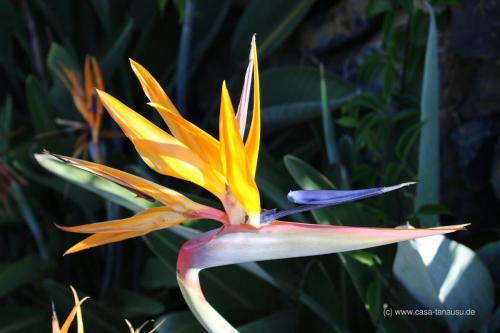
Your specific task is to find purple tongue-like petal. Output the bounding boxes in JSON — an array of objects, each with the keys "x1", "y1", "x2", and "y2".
[
  {"x1": 259, "y1": 182, "x2": 417, "y2": 223},
  {"x1": 287, "y1": 182, "x2": 415, "y2": 205}
]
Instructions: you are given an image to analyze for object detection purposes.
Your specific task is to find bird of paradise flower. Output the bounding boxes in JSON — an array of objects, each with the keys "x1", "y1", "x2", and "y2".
[
  {"x1": 37, "y1": 36, "x2": 467, "y2": 332},
  {"x1": 54, "y1": 56, "x2": 108, "y2": 163}
]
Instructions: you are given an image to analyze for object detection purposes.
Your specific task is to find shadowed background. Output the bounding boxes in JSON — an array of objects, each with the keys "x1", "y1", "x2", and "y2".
[{"x1": 0, "y1": 0, "x2": 499, "y2": 332}]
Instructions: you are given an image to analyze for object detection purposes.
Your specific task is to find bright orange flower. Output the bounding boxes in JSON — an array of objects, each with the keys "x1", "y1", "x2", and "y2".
[
  {"x1": 57, "y1": 56, "x2": 106, "y2": 162},
  {"x1": 38, "y1": 36, "x2": 468, "y2": 333},
  {"x1": 58, "y1": 56, "x2": 104, "y2": 142}
]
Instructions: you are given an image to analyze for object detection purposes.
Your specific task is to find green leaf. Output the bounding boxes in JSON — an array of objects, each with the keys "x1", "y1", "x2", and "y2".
[
  {"x1": 365, "y1": 280, "x2": 382, "y2": 322},
  {"x1": 158, "y1": 0, "x2": 169, "y2": 12},
  {"x1": 300, "y1": 261, "x2": 345, "y2": 332},
  {"x1": 256, "y1": 150, "x2": 307, "y2": 221},
  {"x1": 35, "y1": 154, "x2": 155, "y2": 213},
  {"x1": 46, "y1": 43, "x2": 76, "y2": 76},
  {"x1": 110, "y1": 289, "x2": 165, "y2": 318},
  {"x1": 336, "y1": 116, "x2": 358, "y2": 128},
  {"x1": 366, "y1": 0, "x2": 393, "y2": 17},
  {"x1": 191, "y1": 0, "x2": 231, "y2": 59},
  {"x1": 477, "y1": 240, "x2": 500, "y2": 284},
  {"x1": 0, "y1": 307, "x2": 49, "y2": 333},
  {"x1": 415, "y1": 4, "x2": 439, "y2": 227},
  {"x1": 325, "y1": 163, "x2": 350, "y2": 190},
  {"x1": 393, "y1": 228, "x2": 494, "y2": 332},
  {"x1": 283, "y1": 154, "x2": 335, "y2": 191},
  {"x1": 141, "y1": 232, "x2": 179, "y2": 286},
  {"x1": 13, "y1": 159, "x2": 100, "y2": 220},
  {"x1": 395, "y1": 123, "x2": 420, "y2": 161},
  {"x1": 232, "y1": 0, "x2": 317, "y2": 61},
  {"x1": 25, "y1": 75, "x2": 54, "y2": 134},
  {"x1": 258, "y1": 67, "x2": 357, "y2": 129},
  {"x1": 0, "y1": 96, "x2": 13, "y2": 152},
  {"x1": 345, "y1": 251, "x2": 381, "y2": 267},
  {"x1": 89, "y1": 0, "x2": 111, "y2": 33},
  {"x1": 141, "y1": 257, "x2": 178, "y2": 289},
  {"x1": 46, "y1": 43, "x2": 80, "y2": 119},
  {"x1": 239, "y1": 310, "x2": 297, "y2": 333},
  {"x1": 156, "y1": 311, "x2": 204, "y2": 333},
  {"x1": 31, "y1": 0, "x2": 72, "y2": 38},
  {"x1": 338, "y1": 135, "x2": 356, "y2": 171},
  {"x1": 0, "y1": 0, "x2": 22, "y2": 70},
  {"x1": 320, "y1": 64, "x2": 338, "y2": 164},
  {"x1": 101, "y1": 19, "x2": 135, "y2": 79},
  {"x1": 383, "y1": 61, "x2": 395, "y2": 101},
  {"x1": 262, "y1": 67, "x2": 355, "y2": 106},
  {"x1": 0, "y1": 255, "x2": 47, "y2": 297},
  {"x1": 10, "y1": 185, "x2": 49, "y2": 260}
]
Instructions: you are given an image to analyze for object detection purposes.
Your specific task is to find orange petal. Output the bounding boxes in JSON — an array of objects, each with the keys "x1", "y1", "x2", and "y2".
[
  {"x1": 83, "y1": 56, "x2": 94, "y2": 126},
  {"x1": 149, "y1": 103, "x2": 223, "y2": 175},
  {"x1": 129, "y1": 59, "x2": 179, "y2": 114},
  {"x1": 129, "y1": 59, "x2": 205, "y2": 158},
  {"x1": 59, "y1": 293, "x2": 89, "y2": 333},
  {"x1": 219, "y1": 82, "x2": 260, "y2": 224},
  {"x1": 130, "y1": 59, "x2": 207, "y2": 158},
  {"x1": 41, "y1": 153, "x2": 211, "y2": 212},
  {"x1": 97, "y1": 90, "x2": 225, "y2": 197},
  {"x1": 59, "y1": 67, "x2": 91, "y2": 125},
  {"x1": 64, "y1": 231, "x2": 148, "y2": 255},
  {"x1": 58, "y1": 206, "x2": 190, "y2": 234},
  {"x1": 69, "y1": 286, "x2": 84, "y2": 333},
  {"x1": 90, "y1": 57, "x2": 104, "y2": 135},
  {"x1": 244, "y1": 35, "x2": 260, "y2": 178}
]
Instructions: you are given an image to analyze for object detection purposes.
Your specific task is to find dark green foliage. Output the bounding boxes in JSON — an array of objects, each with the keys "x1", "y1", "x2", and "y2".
[{"x1": 0, "y1": 0, "x2": 497, "y2": 332}]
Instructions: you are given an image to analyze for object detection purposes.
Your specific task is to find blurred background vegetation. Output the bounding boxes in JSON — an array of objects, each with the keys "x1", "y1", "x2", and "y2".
[{"x1": 0, "y1": 0, "x2": 499, "y2": 332}]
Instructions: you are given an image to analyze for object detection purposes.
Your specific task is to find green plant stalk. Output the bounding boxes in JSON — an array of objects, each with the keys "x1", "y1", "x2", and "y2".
[
  {"x1": 176, "y1": 0, "x2": 194, "y2": 114},
  {"x1": 415, "y1": 3, "x2": 439, "y2": 227},
  {"x1": 11, "y1": 184, "x2": 49, "y2": 260},
  {"x1": 320, "y1": 64, "x2": 339, "y2": 164}
]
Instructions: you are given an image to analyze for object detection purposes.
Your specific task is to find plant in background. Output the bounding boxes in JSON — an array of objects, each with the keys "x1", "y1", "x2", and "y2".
[
  {"x1": 56, "y1": 56, "x2": 105, "y2": 162},
  {"x1": 0, "y1": 98, "x2": 22, "y2": 216},
  {"x1": 52, "y1": 286, "x2": 163, "y2": 333},
  {"x1": 0, "y1": 1, "x2": 495, "y2": 332},
  {"x1": 37, "y1": 36, "x2": 467, "y2": 332},
  {"x1": 0, "y1": 160, "x2": 25, "y2": 215}
]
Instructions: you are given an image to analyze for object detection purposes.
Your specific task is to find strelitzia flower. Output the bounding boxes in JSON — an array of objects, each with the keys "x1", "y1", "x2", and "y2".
[
  {"x1": 57, "y1": 56, "x2": 105, "y2": 162},
  {"x1": 37, "y1": 36, "x2": 467, "y2": 332}
]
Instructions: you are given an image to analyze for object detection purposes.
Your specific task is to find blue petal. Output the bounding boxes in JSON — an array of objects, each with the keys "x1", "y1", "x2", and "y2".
[
  {"x1": 260, "y1": 182, "x2": 415, "y2": 224},
  {"x1": 287, "y1": 182, "x2": 415, "y2": 205}
]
